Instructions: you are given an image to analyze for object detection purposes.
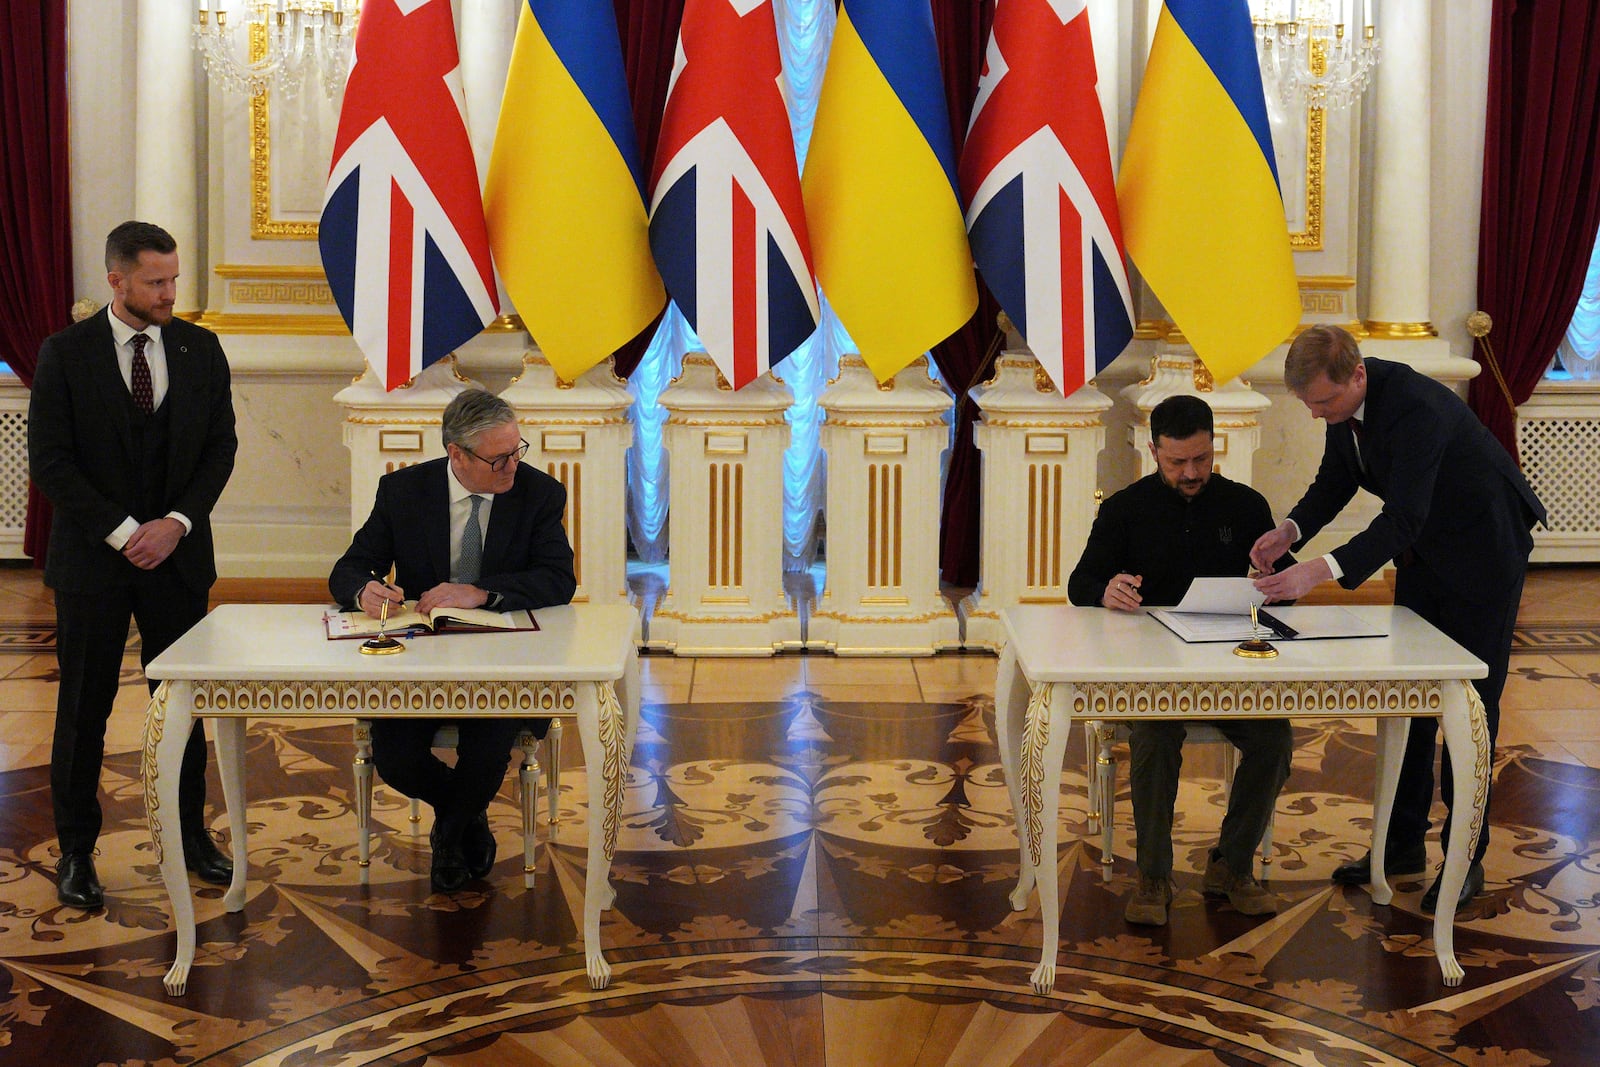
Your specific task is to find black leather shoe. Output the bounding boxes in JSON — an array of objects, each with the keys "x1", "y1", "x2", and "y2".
[
  {"x1": 1420, "y1": 861, "x2": 1485, "y2": 914},
  {"x1": 56, "y1": 852, "x2": 104, "y2": 909},
  {"x1": 184, "y1": 830, "x2": 235, "y2": 885},
  {"x1": 1331, "y1": 842, "x2": 1429, "y2": 885},
  {"x1": 462, "y1": 809, "x2": 497, "y2": 881},
  {"x1": 429, "y1": 822, "x2": 469, "y2": 894}
]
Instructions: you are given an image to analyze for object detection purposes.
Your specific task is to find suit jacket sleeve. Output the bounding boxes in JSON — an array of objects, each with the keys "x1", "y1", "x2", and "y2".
[
  {"x1": 1285, "y1": 426, "x2": 1361, "y2": 552},
  {"x1": 478, "y1": 472, "x2": 576, "y2": 611},
  {"x1": 166, "y1": 329, "x2": 239, "y2": 526},
  {"x1": 27, "y1": 331, "x2": 130, "y2": 541},
  {"x1": 329, "y1": 474, "x2": 404, "y2": 609},
  {"x1": 1067, "y1": 492, "x2": 1131, "y2": 606}
]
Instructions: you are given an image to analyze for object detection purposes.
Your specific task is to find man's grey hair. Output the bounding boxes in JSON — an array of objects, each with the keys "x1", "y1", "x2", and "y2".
[{"x1": 441, "y1": 389, "x2": 517, "y2": 450}]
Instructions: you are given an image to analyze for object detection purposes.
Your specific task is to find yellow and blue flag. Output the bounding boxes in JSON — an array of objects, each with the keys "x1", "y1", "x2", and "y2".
[
  {"x1": 1118, "y1": 0, "x2": 1299, "y2": 384},
  {"x1": 801, "y1": 0, "x2": 977, "y2": 383},
  {"x1": 484, "y1": 0, "x2": 666, "y2": 382}
]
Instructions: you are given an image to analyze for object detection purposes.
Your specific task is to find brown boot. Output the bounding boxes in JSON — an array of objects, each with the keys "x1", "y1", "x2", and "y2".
[
  {"x1": 1125, "y1": 873, "x2": 1174, "y2": 926},
  {"x1": 1203, "y1": 852, "x2": 1277, "y2": 916}
]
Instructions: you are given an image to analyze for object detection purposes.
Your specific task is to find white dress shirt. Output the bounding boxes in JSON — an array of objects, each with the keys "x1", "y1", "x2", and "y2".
[{"x1": 104, "y1": 311, "x2": 191, "y2": 549}]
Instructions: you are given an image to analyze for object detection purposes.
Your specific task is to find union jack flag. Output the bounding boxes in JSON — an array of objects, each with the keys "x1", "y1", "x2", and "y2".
[
  {"x1": 960, "y1": 0, "x2": 1133, "y2": 397},
  {"x1": 648, "y1": 0, "x2": 818, "y2": 390},
  {"x1": 319, "y1": 0, "x2": 499, "y2": 391}
]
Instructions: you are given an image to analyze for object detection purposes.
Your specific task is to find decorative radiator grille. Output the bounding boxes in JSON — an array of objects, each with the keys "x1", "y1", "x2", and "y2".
[
  {"x1": 0, "y1": 403, "x2": 28, "y2": 557},
  {"x1": 1519, "y1": 413, "x2": 1600, "y2": 535}
]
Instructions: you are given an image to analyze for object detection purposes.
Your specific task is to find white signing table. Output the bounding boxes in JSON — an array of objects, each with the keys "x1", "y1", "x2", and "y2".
[
  {"x1": 141, "y1": 603, "x2": 640, "y2": 996},
  {"x1": 995, "y1": 604, "x2": 1489, "y2": 993}
]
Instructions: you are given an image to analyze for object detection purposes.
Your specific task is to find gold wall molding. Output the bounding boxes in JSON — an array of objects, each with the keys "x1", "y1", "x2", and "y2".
[
  {"x1": 195, "y1": 311, "x2": 350, "y2": 335},
  {"x1": 1292, "y1": 104, "x2": 1325, "y2": 250},
  {"x1": 980, "y1": 416, "x2": 1103, "y2": 429},
  {"x1": 249, "y1": 23, "x2": 317, "y2": 240},
  {"x1": 650, "y1": 607, "x2": 792, "y2": 624},
  {"x1": 1365, "y1": 321, "x2": 1439, "y2": 339}
]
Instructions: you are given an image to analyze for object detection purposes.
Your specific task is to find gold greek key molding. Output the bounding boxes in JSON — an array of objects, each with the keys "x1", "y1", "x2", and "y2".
[
  {"x1": 229, "y1": 280, "x2": 336, "y2": 306},
  {"x1": 1301, "y1": 291, "x2": 1347, "y2": 316},
  {"x1": 1066, "y1": 679, "x2": 1442, "y2": 717},
  {"x1": 141, "y1": 682, "x2": 171, "y2": 865},
  {"x1": 190, "y1": 679, "x2": 578, "y2": 715}
]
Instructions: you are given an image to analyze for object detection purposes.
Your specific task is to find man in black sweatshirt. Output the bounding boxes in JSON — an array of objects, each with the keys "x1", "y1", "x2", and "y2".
[{"x1": 1068, "y1": 395, "x2": 1292, "y2": 926}]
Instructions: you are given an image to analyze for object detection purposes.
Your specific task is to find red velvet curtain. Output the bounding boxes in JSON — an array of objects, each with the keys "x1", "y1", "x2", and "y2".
[
  {"x1": 611, "y1": 0, "x2": 686, "y2": 378},
  {"x1": 928, "y1": 0, "x2": 998, "y2": 587},
  {"x1": 0, "y1": 0, "x2": 72, "y2": 565},
  {"x1": 1470, "y1": 0, "x2": 1600, "y2": 460}
]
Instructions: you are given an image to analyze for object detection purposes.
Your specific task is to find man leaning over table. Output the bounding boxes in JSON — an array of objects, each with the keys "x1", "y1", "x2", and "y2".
[
  {"x1": 1067, "y1": 395, "x2": 1294, "y2": 926},
  {"x1": 1251, "y1": 325, "x2": 1544, "y2": 913},
  {"x1": 329, "y1": 389, "x2": 576, "y2": 893}
]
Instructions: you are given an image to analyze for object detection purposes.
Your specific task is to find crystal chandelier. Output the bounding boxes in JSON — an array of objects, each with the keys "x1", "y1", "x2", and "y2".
[
  {"x1": 1253, "y1": 0, "x2": 1380, "y2": 112},
  {"x1": 193, "y1": 1, "x2": 359, "y2": 100}
]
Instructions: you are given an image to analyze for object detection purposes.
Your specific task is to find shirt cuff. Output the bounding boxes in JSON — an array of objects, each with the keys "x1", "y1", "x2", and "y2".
[
  {"x1": 106, "y1": 517, "x2": 139, "y2": 551},
  {"x1": 167, "y1": 511, "x2": 193, "y2": 535},
  {"x1": 1322, "y1": 553, "x2": 1345, "y2": 581}
]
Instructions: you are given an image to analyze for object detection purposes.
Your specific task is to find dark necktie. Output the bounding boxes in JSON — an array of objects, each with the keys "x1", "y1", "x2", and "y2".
[
  {"x1": 1350, "y1": 418, "x2": 1366, "y2": 469},
  {"x1": 457, "y1": 495, "x2": 483, "y2": 583},
  {"x1": 130, "y1": 333, "x2": 154, "y2": 414}
]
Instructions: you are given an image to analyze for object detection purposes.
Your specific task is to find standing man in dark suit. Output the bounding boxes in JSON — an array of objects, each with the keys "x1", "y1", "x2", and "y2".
[
  {"x1": 28, "y1": 221, "x2": 238, "y2": 909},
  {"x1": 1252, "y1": 325, "x2": 1545, "y2": 912},
  {"x1": 329, "y1": 389, "x2": 575, "y2": 893}
]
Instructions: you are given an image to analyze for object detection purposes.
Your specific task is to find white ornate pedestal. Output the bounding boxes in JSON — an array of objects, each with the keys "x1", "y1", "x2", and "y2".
[
  {"x1": 333, "y1": 360, "x2": 477, "y2": 533},
  {"x1": 965, "y1": 349, "x2": 1112, "y2": 651},
  {"x1": 501, "y1": 353, "x2": 634, "y2": 611},
  {"x1": 650, "y1": 357, "x2": 800, "y2": 655},
  {"x1": 1122, "y1": 344, "x2": 1269, "y2": 484},
  {"x1": 812, "y1": 357, "x2": 959, "y2": 655}
]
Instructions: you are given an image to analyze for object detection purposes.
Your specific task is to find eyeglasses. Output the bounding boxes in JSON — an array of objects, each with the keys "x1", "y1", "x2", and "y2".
[{"x1": 461, "y1": 439, "x2": 530, "y2": 472}]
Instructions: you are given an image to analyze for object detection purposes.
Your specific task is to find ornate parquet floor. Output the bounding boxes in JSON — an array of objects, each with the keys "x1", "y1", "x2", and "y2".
[{"x1": 1, "y1": 565, "x2": 1598, "y2": 1066}]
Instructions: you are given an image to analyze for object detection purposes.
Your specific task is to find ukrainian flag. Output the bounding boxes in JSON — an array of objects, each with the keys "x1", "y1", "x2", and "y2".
[
  {"x1": 485, "y1": 0, "x2": 665, "y2": 382},
  {"x1": 1118, "y1": 0, "x2": 1300, "y2": 384},
  {"x1": 801, "y1": 0, "x2": 977, "y2": 382}
]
